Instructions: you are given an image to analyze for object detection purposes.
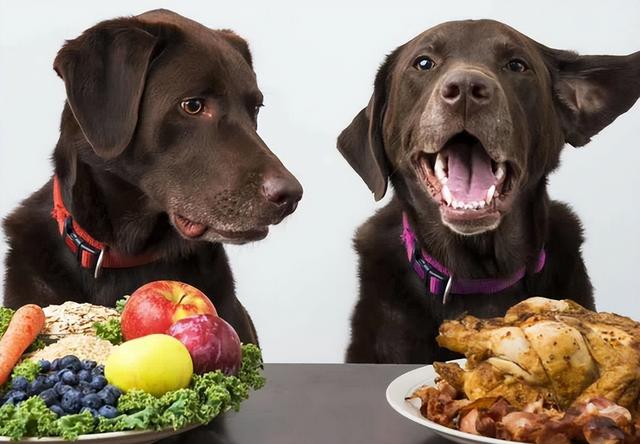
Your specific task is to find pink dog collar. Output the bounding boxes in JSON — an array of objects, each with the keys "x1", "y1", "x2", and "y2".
[{"x1": 401, "y1": 212, "x2": 546, "y2": 304}]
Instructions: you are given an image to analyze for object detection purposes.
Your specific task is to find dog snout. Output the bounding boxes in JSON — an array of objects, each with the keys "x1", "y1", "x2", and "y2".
[
  {"x1": 261, "y1": 173, "x2": 303, "y2": 217},
  {"x1": 440, "y1": 69, "x2": 496, "y2": 112}
]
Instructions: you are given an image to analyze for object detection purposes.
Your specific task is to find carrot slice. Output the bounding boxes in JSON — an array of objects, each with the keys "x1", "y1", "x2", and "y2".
[{"x1": 0, "y1": 304, "x2": 46, "y2": 385}]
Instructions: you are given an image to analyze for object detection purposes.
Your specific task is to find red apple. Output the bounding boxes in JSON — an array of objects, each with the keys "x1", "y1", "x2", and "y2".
[
  {"x1": 121, "y1": 281, "x2": 217, "y2": 340},
  {"x1": 167, "y1": 314, "x2": 242, "y2": 375}
]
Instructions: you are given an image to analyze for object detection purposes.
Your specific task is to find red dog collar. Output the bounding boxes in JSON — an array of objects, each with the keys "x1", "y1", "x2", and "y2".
[
  {"x1": 401, "y1": 212, "x2": 546, "y2": 304},
  {"x1": 51, "y1": 175, "x2": 160, "y2": 278}
]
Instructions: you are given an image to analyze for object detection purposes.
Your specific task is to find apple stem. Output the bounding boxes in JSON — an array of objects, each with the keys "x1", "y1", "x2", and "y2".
[{"x1": 177, "y1": 294, "x2": 188, "y2": 305}]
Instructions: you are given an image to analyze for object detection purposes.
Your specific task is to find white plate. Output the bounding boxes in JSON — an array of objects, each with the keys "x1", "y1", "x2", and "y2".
[
  {"x1": 386, "y1": 359, "x2": 520, "y2": 444},
  {"x1": 0, "y1": 424, "x2": 199, "y2": 444}
]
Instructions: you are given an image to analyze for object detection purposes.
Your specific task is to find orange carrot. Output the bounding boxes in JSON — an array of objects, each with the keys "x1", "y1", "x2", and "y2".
[{"x1": 0, "y1": 304, "x2": 46, "y2": 385}]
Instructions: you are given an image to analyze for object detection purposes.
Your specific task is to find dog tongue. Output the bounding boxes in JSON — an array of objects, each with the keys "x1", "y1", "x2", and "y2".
[{"x1": 446, "y1": 140, "x2": 495, "y2": 202}]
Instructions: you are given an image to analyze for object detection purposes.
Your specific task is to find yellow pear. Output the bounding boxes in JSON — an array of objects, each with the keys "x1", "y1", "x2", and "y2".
[{"x1": 105, "y1": 334, "x2": 193, "y2": 396}]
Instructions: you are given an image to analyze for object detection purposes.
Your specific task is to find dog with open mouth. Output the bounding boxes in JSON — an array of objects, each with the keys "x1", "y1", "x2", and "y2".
[
  {"x1": 338, "y1": 19, "x2": 640, "y2": 363},
  {"x1": 2, "y1": 10, "x2": 302, "y2": 344}
]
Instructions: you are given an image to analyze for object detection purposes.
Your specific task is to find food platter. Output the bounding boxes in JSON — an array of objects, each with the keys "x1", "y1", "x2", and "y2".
[
  {"x1": 0, "y1": 424, "x2": 199, "y2": 444},
  {"x1": 0, "y1": 290, "x2": 265, "y2": 442},
  {"x1": 386, "y1": 360, "x2": 520, "y2": 444}
]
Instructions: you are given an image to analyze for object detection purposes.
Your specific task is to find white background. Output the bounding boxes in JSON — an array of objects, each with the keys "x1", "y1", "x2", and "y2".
[{"x1": 1, "y1": 1, "x2": 639, "y2": 363}]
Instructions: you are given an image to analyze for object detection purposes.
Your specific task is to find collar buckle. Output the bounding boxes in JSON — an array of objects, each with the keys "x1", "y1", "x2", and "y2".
[
  {"x1": 63, "y1": 216, "x2": 104, "y2": 278},
  {"x1": 413, "y1": 250, "x2": 453, "y2": 304},
  {"x1": 442, "y1": 276, "x2": 453, "y2": 305}
]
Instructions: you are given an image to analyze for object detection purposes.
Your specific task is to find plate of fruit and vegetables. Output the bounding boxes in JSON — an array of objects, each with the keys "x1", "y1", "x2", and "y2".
[{"x1": 0, "y1": 281, "x2": 265, "y2": 443}]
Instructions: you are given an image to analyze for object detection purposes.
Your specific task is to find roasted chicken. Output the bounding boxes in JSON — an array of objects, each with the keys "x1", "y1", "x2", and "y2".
[{"x1": 435, "y1": 297, "x2": 640, "y2": 410}]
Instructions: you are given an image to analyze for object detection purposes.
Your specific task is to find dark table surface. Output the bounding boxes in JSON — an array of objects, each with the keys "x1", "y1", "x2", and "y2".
[{"x1": 160, "y1": 363, "x2": 449, "y2": 444}]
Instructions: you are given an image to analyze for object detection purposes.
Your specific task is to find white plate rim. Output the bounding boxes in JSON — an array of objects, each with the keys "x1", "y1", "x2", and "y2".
[
  {"x1": 386, "y1": 359, "x2": 521, "y2": 444},
  {"x1": 0, "y1": 423, "x2": 199, "y2": 443}
]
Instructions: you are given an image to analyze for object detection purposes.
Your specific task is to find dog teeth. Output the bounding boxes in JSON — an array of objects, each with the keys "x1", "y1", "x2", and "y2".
[
  {"x1": 486, "y1": 185, "x2": 496, "y2": 204},
  {"x1": 495, "y1": 162, "x2": 506, "y2": 181},
  {"x1": 441, "y1": 185, "x2": 453, "y2": 205},
  {"x1": 435, "y1": 152, "x2": 447, "y2": 183},
  {"x1": 448, "y1": 199, "x2": 486, "y2": 210}
]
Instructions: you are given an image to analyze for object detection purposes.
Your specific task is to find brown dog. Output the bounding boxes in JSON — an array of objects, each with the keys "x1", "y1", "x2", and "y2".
[
  {"x1": 2, "y1": 10, "x2": 302, "y2": 345},
  {"x1": 338, "y1": 20, "x2": 640, "y2": 363}
]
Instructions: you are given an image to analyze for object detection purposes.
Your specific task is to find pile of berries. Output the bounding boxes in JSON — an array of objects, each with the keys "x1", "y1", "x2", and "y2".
[{"x1": 1, "y1": 355, "x2": 121, "y2": 419}]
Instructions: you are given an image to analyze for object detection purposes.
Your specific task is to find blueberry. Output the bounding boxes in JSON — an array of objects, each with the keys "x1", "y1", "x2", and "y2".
[
  {"x1": 60, "y1": 355, "x2": 82, "y2": 372},
  {"x1": 78, "y1": 369, "x2": 92, "y2": 383},
  {"x1": 98, "y1": 405, "x2": 118, "y2": 419},
  {"x1": 89, "y1": 375, "x2": 107, "y2": 391},
  {"x1": 3, "y1": 397, "x2": 16, "y2": 406},
  {"x1": 54, "y1": 382, "x2": 73, "y2": 396},
  {"x1": 97, "y1": 388, "x2": 117, "y2": 406},
  {"x1": 80, "y1": 387, "x2": 94, "y2": 396},
  {"x1": 61, "y1": 370, "x2": 78, "y2": 386},
  {"x1": 103, "y1": 385, "x2": 122, "y2": 400},
  {"x1": 11, "y1": 376, "x2": 29, "y2": 392},
  {"x1": 43, "y1": 374, "x2": 58, "y2": 389},
  {"x1": 50, "y1": 358, "x2": 60, "y2": 371},
  {"x1": 49, "y1": 404, "x2": 65, "y2": 417},
  {"x1": 81, "y1": 393, "x2": 103, "y2": 409},
  {"x1": 92, "y1": 365, "x2": 105, "y2": 376},
  {"x1": 10, "y1": 390, "x2": 27, "y2": 404},
  {"x1": 39, "y1": 388, "x2": 59, "y2": 407},
  {"x1": 61, "y1": 390, "x2": 82, "y2": 414},
  {"x1": 81, "y1": 360, "x2": 97, "y2": 371},
  {"x1": 29, "y1": 378, "x2": 45, "y2": 395},
  {"x1": 38, "y1": 359, "x2": 51, "y2": 373}
]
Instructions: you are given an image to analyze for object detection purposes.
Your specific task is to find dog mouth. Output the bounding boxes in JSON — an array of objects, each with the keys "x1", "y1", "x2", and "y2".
[
  {"x1": 171, "y1": 213, "x2": 268, "y2": 242},
  {"x1": 413, "y1": 132, "x2": 516, "y2": 232},
  {"x1": 173, "y1": 214, "x2": 209, "y2": 238}
]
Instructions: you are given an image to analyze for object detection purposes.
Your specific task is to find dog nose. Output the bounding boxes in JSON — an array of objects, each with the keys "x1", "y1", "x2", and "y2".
[
  {"x1": 440, "y1": 70, "x2": 495, "y2": 109},
  {"x1": 261, "y1": 174, "x2": 303, "y2": 216}
]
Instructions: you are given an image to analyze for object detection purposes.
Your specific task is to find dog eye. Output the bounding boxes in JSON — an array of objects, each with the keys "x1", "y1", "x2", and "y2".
[
  {"x1": 254, "y1": 104, "x2": 263, "y2": 119},
  {"x1": 414, "y1": 56, "x2": 436, "y2": 71},
  {"x1": 180, "y1": 98, "x2": 204, "y2": 115},
  {"x1": 506, "y1": 59, "x2": 528, "y2": 72}
]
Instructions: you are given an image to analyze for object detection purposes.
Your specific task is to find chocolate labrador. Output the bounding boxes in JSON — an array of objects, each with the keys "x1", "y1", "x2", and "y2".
[
  {"x1": 2, "y1": 10, "x2": 303, "y2": 345},
  {"x1": 338, "y1": 20, "x2": 640, "y2": 363}
]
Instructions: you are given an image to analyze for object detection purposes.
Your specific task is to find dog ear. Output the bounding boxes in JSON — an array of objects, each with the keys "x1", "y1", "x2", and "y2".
[
  {"x1": 219, "y1": 30, "x2": 253, "y2": 67},
  {"x1": 337, "y1": 51, "x2": 398, "y2": 201},
  {"x1": 53, "y1": 20, "x2": 158, "y2": 159},
  {"x1": 545, "y1": 48, "x2": 640, "y2": 147}
]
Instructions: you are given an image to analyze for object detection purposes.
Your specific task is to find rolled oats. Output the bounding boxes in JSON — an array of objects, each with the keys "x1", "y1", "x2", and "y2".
[{"x1": 41, "y1": 301, "x2": 118, "y2": 339}]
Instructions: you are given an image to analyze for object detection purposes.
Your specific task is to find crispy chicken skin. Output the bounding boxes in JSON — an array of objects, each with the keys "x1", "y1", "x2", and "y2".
[{"x1": 436, "y1": 297, "x2": 640, "y2": 410}]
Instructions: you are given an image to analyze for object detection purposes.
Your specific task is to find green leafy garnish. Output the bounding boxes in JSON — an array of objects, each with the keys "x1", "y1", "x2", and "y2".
[
  {"x1": 96, "y1": 406, "x2": 157, "y2": 433},
  {"x1": 10, "y1": 360, "x2": 41, "y2": 382},
  {"x1": 0, "y1": 344, "x2": 265, "y2": 440},
  {"x1": 56, "y1": 412, "x2": 95, "y2": 441},
  {"x1": 93, "y1": 318, "x2": 123, "y2": 345},
  {"x1": 0, "y1": 308, "x2": 13, "y2": 336},
  {"x1": 115, "y1": 295, "x2": 129, "y2": 314},
  {"x1": 93, "y1": 295, "x2": 128, "y2": 345},
  {"x1": 0, "y1": 397, "x2": 60, "y2": 440},
  {"x1": 117, "y1": 390, "x2": 159, "y2": 413}
]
